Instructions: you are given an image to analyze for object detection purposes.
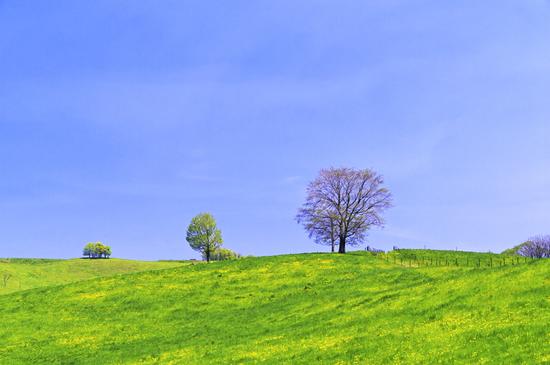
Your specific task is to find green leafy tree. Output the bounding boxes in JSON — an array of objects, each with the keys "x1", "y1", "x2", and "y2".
[
  {"x1": 83, "y1": 243, "x2": 95, "y2": 258},
  {"x1": 96, "y1": 243, "x2": 112, "y2": 258},
  {"x1": 186, "y1": 213, "x2": 223, "y2": 262},
  {"x1": 103, "y1": 245, "x2": 112, "y2": 258}
]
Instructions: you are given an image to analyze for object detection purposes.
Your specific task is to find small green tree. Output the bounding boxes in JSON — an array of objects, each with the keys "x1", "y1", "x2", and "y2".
[
  {"x1": 83, "y1": 243, "x2": 95, "y2": 258},
  {"x1": 103, "y1": 245, "x2": 112, "y2": 258},
  {"x1": 186, "y1": 213, "x2": 223, "y2": 262},
  {"x1": 96, "y1": 243, "x2": 112, "y2": 258}
]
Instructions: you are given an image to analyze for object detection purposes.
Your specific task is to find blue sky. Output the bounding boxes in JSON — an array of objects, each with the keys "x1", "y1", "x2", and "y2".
[{"x1": 1, "y1": 1, "x2": 549, "y2": 260}]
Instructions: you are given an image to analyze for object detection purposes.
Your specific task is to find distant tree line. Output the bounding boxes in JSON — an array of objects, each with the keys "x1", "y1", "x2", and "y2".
[{"x1": 83, "y1": 242, "x2": 112, "y2": 259}]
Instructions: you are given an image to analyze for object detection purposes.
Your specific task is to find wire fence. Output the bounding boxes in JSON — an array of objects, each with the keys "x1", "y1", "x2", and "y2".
[{"x1": 380, "y1": 254, "x2": 539, "y2": 268}]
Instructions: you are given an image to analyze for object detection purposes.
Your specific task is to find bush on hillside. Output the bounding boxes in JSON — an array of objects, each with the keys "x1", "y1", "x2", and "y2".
[{"x1": 204, "y1": 248, "x2": 240, "y2": 261}]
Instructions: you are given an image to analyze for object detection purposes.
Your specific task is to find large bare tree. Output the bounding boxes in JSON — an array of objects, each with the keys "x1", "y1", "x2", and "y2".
[{"x1": 297, "y1": 167, "x2": 392, "y2": 253}]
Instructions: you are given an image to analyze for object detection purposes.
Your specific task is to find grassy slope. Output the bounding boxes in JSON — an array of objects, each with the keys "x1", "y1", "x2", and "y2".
[
  {"x1": 0, "y1": 258, "x2": 185, "y2": 295},
  {"x1": 0, "y1": 252, "x2": 548, "y2": 364}
]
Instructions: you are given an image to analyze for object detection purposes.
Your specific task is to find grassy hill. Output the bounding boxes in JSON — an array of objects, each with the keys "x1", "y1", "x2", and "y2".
[
  {"x1": 0, "y1": 251, "x2": 548, "y2": 364},
  {"x1": 0, "y1": 258, "x2": 186, "y2": 295}
]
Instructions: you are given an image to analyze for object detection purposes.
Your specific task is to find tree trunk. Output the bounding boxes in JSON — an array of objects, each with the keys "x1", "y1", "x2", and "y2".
[
  {"x1": 330, "y1": 219, "x2": 336, "y2": 253},
  {"x1": 338, "y1": 236, "x2": 346, "y2": 254}
]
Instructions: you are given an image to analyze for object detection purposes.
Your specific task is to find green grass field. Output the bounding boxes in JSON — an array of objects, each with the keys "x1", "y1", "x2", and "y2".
[
  {"x1": 0, "y1": 251, "x2": 548, "y2": 364},
  {"x1": 0, "y1": 258, "x2": 185, "y2": 295}
]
